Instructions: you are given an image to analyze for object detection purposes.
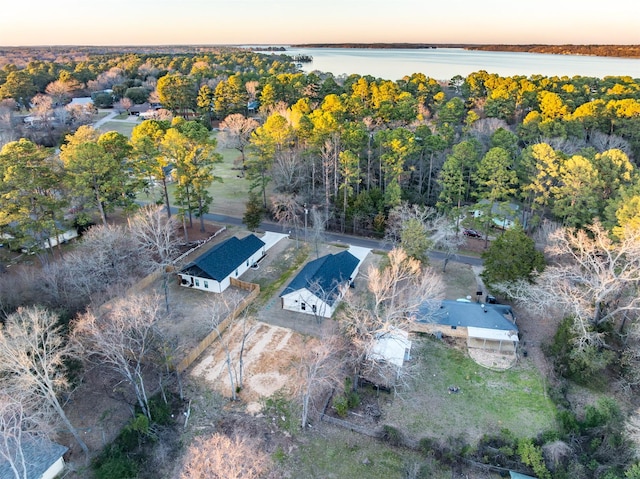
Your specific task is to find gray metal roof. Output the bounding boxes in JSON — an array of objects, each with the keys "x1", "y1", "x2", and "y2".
[
  {"x1": 0, "y1": 438, "x2": 67, "y2": 479},
  {"x1": 180, "y1": 234, "x2": 265, "y2": 281},
  {"x1": 280, "y1": 251, "x2": 359, "y2": 305},
  {"x1": 416, "y1": 299, "x2": 518, "y2": 332}
]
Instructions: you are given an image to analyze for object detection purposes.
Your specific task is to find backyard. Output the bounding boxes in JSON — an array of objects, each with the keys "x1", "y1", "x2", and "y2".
[
  {"x1": 177, "y1": 236, "x2": 557, "y2": 477},
  {"x1": 382, "y1": 337, "x2": 556, "y2": 442}
]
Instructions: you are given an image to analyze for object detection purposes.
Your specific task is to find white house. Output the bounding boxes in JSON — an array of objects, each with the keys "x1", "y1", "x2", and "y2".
[
  {"x1": 0, "y1": 438, "x2": 68, "y2": 479},
  {"x1": 178, "y1": 234, "x2": 266, "y2": 293},
  {"x1": 280, "y1": 250, "x2": 360, "y2": 318}
]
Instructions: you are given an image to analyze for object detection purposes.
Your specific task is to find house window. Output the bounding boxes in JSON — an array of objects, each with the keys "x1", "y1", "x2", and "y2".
[
  {"x1": 301, "y1": 303, "x2": 306, "y2": 311},
  {"x1": 203, "y1": 280, "x2": 209, "y2": 289},
  {"x1": 195, "y1": 279, "x2": 200, "y2": 287}
]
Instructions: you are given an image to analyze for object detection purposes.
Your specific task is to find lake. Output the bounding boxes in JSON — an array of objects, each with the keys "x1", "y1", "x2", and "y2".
[{"x1": 278, "y1": 47, "x2": 640, "y2": 81}]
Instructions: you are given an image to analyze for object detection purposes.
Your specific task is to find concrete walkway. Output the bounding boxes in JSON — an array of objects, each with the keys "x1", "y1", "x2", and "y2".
[{"x1": 92, "y1": 110, "x2": 118, "y2": 129}]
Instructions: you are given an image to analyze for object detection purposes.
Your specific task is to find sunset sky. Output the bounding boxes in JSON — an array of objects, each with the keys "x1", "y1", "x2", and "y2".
[{"x1": 1, "y1": 0, "x2": 637, "y2": 46}]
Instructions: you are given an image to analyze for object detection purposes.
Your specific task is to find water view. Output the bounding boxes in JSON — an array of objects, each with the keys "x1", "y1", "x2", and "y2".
[{"x1": 279, "y1": 47, "x2": 640, "y2": 81}]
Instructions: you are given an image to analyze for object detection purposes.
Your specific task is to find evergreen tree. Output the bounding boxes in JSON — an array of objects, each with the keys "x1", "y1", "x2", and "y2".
[{"x1": 481, "y1": 224, "x2": 545, "y2": 288}]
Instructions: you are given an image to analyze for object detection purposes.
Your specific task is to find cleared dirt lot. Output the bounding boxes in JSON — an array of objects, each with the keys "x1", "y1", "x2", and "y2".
[{"x1": 191, "y1": 319, "x2": 312, "y2": 413}]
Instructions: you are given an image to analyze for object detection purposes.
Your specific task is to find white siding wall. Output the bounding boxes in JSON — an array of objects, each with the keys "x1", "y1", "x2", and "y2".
[
  {"x1": 281, "y1": 288, "x2": 335, "y2": 318},
  {"x1": 178, "y1": 274, "x2": 224, "y2": 293},
  {"x1": 178, "y1": 246, "x2": 265, "y2": 294},
  {"x1": 41, "y1": 457, "x2": 65, "y2": 479}
]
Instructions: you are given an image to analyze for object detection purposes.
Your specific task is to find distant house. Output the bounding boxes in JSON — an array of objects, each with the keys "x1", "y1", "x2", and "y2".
[
  {"x1": 1, "y1": 224, "x2": 78, "y2": 253},
  {"x1": 68, "y1": 96, "x2": 93, "y2": 107},
  {"x1": 178, "y1": 234, "x2": 266, "y2": 293},
  {"x1": 412, "y1": 299, "x2": 519, "y2": 354},
  {"x1": 280, "y1": 250, "x2": 360, "y2": 318},
  {"x1": 0, "y1": 438, "x2": 68, "y2": 479},
  {"x1": 38, "y1": 227, "x2": 78, "y2": 250},
  {"x1": 473, "y1": 200, "x2": 522, "y2": 230},
  {"x1": 129, "y1": 102, "x2": 153, "y2": 116},
  {"x1": 247, "y1": 100, "x2": 259, "y2": 113}
]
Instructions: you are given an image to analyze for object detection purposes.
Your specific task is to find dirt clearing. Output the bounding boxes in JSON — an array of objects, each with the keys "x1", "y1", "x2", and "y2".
[{"x1": 191, "y1": 319, "x2": 313, "y2": 413}]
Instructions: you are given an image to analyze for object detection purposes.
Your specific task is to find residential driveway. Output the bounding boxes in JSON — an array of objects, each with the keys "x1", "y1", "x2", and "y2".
[{"x1": 246, "y1": 239, "x2": 380, "y2": 338}]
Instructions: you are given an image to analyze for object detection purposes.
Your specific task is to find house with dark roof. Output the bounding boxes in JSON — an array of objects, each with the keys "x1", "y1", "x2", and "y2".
[
  {"x1": 178, "y1": 234, "x2": 266, "y2": 293},
  {"x1": 412, "y1": 299, "x2": 519, "y2": 354},
  {"x1": 280, "y1": 250, "x2": 360, "y2": 318},
  {"x1": 0, "y1": 438, "x2": 68, "y2": 479}
]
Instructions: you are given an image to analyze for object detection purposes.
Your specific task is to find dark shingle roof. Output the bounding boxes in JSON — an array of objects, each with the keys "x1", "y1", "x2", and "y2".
[
  {"x1": 0, "y1": 438, "x2": 67, "y2": 479},
  {"x1": 180, "y1": 234, "x2": 265, "y2": 281},
  {"x1": 416, "y1": 299, "x2": 518, "y2": 332},
  {"x1": 280, "y1": 251, "x2": 359, "y2": 305}
]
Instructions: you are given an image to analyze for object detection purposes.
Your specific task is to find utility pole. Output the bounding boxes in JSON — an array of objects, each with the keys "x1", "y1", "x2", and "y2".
[{"x1": 304, "y1": 203, "x2": 308, "y2": 243}]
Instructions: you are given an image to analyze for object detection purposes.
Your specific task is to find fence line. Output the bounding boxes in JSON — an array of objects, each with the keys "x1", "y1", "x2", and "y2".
[
  {"x1": 320, "y1": 414, "x2": 382, "y2": 438},
  {"x1": 230, "y1": 277, "x2": 257, "y2": 291},
  {"x1": 175, "y1": 281, "x2": 260, "y2": 373}
]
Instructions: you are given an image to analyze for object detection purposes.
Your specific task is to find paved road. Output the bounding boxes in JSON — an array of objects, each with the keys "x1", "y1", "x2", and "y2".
[{"x1": 169, "y1": 206, "x2": 483, "y2": 267}]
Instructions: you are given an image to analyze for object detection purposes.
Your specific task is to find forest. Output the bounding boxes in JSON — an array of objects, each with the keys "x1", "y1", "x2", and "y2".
[{"x1": 3, "y1": 47, "x2": 640, "y2": 478}]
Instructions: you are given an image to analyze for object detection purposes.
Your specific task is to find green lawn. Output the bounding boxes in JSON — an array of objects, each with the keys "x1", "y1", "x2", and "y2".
[
  {"x1": 280, "y1": 428, "x2": 449, "y2": 479},
  {"x1": 145, "y1": 136, "x2": 262, "y2": 218},
  {"x1": 97, "y1": 120, "x2": 137, "y2": 137},
  {"x1": 383, "y1": 337, "x2": 557, "y2": 443},
  {"x1": 440, "y1": 262, "x2": 477, "y2": 299}
]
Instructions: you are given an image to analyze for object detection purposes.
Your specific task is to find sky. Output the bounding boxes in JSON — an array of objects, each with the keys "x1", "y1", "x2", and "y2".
[{"x1": 1, "y1": 0, "x2": 638, "y2": 46}]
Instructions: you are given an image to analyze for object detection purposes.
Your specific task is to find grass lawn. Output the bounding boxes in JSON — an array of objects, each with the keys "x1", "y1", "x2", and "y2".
[
  {"x1": 151, "y1": 136, "x2": 266, "y2": 218},
  {"x1": 383, "y1": 337, "x2": 557, "y2": 443},
  {"x1": 97, "y1": 120, "x2": 137, "y2": 137},
  {"x1": 281, "y1": 428, "x2": 449, "y2": 479},
  {"x1": 439, "y1": 261, "x2": 478, "y2": 299}
]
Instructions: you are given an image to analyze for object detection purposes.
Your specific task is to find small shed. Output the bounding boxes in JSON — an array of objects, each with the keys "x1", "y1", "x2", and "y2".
[{"x1": 368, "y1": 328, "x2": 411, "y2": 368}]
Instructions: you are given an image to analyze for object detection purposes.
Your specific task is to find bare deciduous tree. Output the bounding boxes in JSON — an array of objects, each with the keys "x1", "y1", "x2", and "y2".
[
  {"x1": 0, "y1": 306, "x2": 88, "y2": 455},
  {"x1": 0, "y1": 393, "x2": 53, "y2": 479},
  {"x1": 495, "y1": 221, "x2": 640, "y2": 349},
  {"x1": 384, "y1": 203, "x2": 437, "y2": 246},
  {"x1": 206, "y1": 291, "x2": 255, "y2": 401},
  {"x1": 74, "y1": 293, "x2": 165, "y2": 420},
  {"x1": 129, "y1": 204, "x2": 180, "y2": 311},
  {"x1": 44, "y1": 80, "x2": 74, "y2": 107},
  {"x1": 129, "y1": 204, "x2": 180, "y2": 268},
  {"x1": 309, "y1": 206, "x2": 326, "y2": 259},
  {"x1": 49, "y1": 223, "x2": 143, "y2": 308},
  {"x1": 340, "y1": 248, "x2": 444, "y2": 389},
  {"x1": 428, "y1": 214, "x2": 466, "y2": 272},
  {"x1": 180, "y1": 433, "x2": 271, "y2": 479},
  {"x1": 626, "y1": 407, "x2": 640, "y2": 458},
  {"x1": 271, "y1": 193, "x2": 302, "y2": 246},
  {"x1": 218, "y1": 113, "x2": 259, "y2": 169},
  {"x1": 29, "y1": 94, "x2": 54, "y2": 130},
  {"x1": 115, "y1": 98, "x2": 133, "y2": 115},
  {"x1": 295, "y1": 335, "x2": 344, "y2": 428},
  {"x1": 385, "y1": 202, "x2": 461, "y2": 267}
]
